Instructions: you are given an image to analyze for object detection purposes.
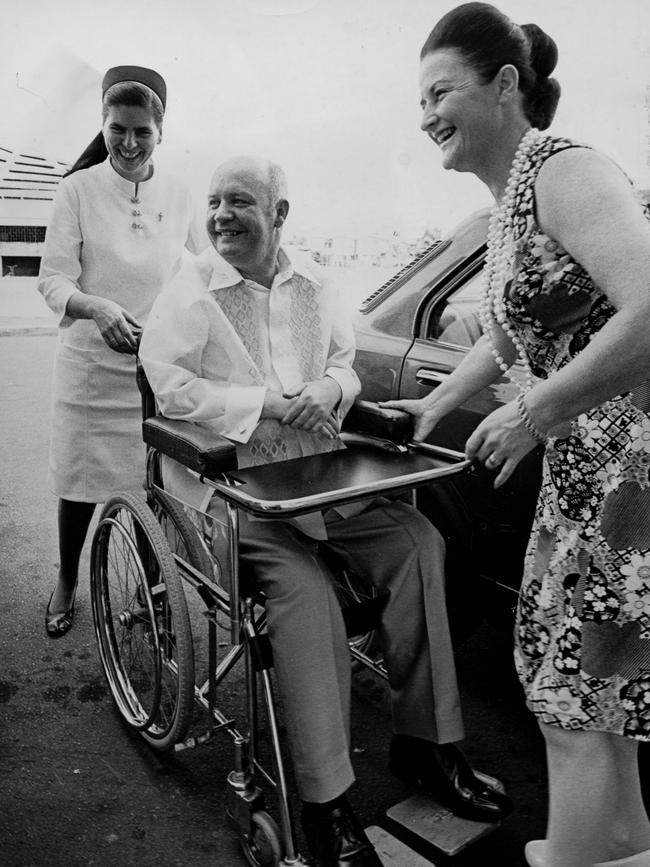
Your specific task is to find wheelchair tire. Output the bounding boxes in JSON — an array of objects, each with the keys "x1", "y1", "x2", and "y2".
[
  {"x1": 90, "y1": 491, "x2": 195, "y2": 751},
  {"x1": 240, "y1": 810, "x2": 282, "y2": 867},
  {"x1": 152, "y1": 488, "x2": 215, "y2": 581}
]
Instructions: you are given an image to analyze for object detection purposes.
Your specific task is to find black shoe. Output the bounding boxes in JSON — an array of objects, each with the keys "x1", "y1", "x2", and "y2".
[
  {"x1": 302, "y1": 797, "x2": 382, "y2": 866},
  {"x1": 389, "y1": 735, "x2": 513, "y2": 823},
  {"x1": 45, "y1": 589, "x2": 76, "y2": 639}
]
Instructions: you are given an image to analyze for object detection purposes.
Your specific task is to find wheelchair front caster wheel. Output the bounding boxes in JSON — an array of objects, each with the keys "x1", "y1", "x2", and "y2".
[{"x1": 240, "y1": 810, "x2": 283, "y2": 867}]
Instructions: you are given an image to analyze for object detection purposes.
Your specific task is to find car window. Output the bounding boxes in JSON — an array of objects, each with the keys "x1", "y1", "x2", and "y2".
[{"x1": 427, "y1": 267, "x2": 485, "y2": 348}]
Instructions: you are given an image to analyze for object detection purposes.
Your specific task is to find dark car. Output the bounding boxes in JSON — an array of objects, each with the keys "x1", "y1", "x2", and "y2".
[{"x1": 351, "y1": 209, "x2": 544, "y2": 638}]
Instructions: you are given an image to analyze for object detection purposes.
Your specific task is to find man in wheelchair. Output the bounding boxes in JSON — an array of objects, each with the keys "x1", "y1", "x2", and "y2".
[{"x1": 139, "y1": 157, "x2": 511, "y2": 866}]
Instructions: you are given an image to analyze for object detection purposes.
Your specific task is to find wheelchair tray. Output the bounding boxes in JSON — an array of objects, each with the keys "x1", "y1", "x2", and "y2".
[{"x1": 209, "y1": 443, "x2": 470, "y2": 518}]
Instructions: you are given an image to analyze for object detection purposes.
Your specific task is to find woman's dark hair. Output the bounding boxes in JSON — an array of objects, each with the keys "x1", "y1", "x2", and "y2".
[
  {"x1": 101, "y1": 81, "x2": 164, "y2": 128},
  {"x1": 420, "y1": 2, "x2": 561, "y2": 130},
  {"x1": 65, "y1": 81, "x2": 164, "y2": 177}
]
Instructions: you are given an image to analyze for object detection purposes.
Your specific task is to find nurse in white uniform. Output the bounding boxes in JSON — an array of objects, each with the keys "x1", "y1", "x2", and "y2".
[{"x1": 38, "y1": 65, "x2": 198, "y2": 637}]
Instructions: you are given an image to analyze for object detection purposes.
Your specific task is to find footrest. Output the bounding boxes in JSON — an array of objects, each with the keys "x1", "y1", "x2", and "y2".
[
  {"x1": 365, "y1": 826, "x2": 438, "y2": 866},
  {"x1": 386, "y1": 794, "x2": 498, "y2": 857}
]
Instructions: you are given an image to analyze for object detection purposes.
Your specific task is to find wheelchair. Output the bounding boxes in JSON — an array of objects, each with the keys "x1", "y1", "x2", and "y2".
[{"x1": 89, "y1": 366, "x2": 470, "y2": 866}]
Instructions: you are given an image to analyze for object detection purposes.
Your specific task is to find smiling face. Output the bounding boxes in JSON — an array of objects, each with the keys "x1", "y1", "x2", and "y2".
[
  {"x1": 206, "y1": 162, "x2": 285, "y2": 282},
  {"x1": 419, "y1": 48, "x2": 499, "y2": 176},
  {"x1": 102, "y1": 104, "x2": 161, "y2": 182}
]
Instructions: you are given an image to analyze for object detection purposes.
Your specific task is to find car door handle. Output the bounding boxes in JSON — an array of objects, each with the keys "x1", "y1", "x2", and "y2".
[{"x1": 416, "y1": 368, "x2": 451, "y2": 386}]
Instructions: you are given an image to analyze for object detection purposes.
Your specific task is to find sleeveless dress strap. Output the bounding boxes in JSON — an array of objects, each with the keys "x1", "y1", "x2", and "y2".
[{"x1": 511, "y1": 136, "x2": 591, "y2": 241}]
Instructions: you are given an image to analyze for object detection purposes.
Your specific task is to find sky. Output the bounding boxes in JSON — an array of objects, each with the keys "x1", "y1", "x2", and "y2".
[{"x1": 2, "y1": 0, "x2": 649, "y2": 241}]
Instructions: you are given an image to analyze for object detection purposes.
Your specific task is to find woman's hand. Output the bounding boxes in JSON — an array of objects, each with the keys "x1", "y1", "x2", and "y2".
[
  {"x1": 378, "y1": 398, "x2": 441, "y2": 441},
  {"x1": 465, "y1": 401, "x2": 540, "y2": 488},
  {"x1": 92, "y1": 298, "x2": 142, "y2": 354}
]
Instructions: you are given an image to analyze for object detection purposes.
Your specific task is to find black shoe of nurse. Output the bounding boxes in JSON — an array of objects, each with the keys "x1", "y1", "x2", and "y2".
[
  {"x1": 389, "y1": 735, "x2": 513, "y2": 823},
  {"x1": 302, "y1": 796, "x2": 382, "y2": 866},
  {"x1": 44, "y1": 590, "x2": 76, "y2": 639}
]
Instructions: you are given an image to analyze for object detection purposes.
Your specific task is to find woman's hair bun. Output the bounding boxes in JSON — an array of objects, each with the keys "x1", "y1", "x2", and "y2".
[
  {"x1": 526, "y1": 77, "x2": 561, "y2": 130},
  {"x1": 521, "y1": 22, "x2": 558, "y2": 78}
]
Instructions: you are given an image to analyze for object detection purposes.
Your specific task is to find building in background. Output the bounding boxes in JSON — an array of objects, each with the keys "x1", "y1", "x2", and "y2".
[{"x1": 0, "y1": 145, "x2": 69, "y2": 276}]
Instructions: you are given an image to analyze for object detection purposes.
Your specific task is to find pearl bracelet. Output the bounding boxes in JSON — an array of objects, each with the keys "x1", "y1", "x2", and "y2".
[{"x1": 516, "y1": 391, "x2": 546, "y2": 444}]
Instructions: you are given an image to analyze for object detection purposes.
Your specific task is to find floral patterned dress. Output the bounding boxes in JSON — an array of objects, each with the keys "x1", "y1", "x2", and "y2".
[{"x1": 510, "y1": 136, "x2": 650, "y2": 739}]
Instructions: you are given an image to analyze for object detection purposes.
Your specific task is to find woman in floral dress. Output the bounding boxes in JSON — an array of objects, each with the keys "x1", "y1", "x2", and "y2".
[{"x1": 383, "y1": 3, "x2": 650, "y2": 866}]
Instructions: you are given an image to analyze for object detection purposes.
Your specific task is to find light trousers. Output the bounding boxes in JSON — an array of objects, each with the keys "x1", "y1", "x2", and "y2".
[{"x1": 237, "y1": 497, "x2": 464, "y2": 803}]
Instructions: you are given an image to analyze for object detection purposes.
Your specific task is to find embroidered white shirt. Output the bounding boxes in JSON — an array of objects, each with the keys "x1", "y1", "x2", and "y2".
[{"x1": 140, "y1": 245, "x2": 362, "y2": 538}]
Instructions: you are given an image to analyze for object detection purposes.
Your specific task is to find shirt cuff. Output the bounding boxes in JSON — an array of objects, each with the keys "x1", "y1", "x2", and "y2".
[
  {"x1": 222, "y1": 386, "x2": 267, "y2": 443},
  {"x1": 324, "y1": 367, "x2": 360, "y2": 416}
]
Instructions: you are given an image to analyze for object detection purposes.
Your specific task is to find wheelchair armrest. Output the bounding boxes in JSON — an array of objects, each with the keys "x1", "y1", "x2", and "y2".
[
  {"x1": 342, "y1": 400, "x2": 413, "y2": 446},
  {"x1": 142, "y1": 416, "x2": 238, "y2": 477}
]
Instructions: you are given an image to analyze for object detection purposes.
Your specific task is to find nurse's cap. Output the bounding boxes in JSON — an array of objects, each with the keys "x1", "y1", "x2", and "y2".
[{"x1": 102, "y1": 65, "x2": 167, "y2": 110}]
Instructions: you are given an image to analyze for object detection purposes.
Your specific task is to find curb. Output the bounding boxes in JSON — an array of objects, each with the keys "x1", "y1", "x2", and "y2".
[
  {"x1": 0, "y1": 329, "x2": 57, "y2": 336},
  {"x1": 0, "y1": 320, "x2": 57, "y2": 337}
]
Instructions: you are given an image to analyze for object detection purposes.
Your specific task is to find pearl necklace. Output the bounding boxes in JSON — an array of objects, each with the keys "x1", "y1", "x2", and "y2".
[{"x1": 479, "y1": 127, "x2": 542, "y2": 394}]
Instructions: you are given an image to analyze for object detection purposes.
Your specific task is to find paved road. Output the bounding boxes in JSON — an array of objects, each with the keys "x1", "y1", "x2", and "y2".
[{"x1": 4, "y1": 332, "x2": 634, "y2": 867}]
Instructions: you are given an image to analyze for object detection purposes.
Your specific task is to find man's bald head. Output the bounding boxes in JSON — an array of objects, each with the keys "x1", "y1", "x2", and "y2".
[
  {"x1": 210, "y1": 157, "x2": 288, "y2": 209},
  {"x1": 206, "y1": 156, "x2": 290, "y2": 287}
]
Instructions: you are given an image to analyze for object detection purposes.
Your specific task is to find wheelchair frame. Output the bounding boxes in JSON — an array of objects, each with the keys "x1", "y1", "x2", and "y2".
[{"x1": 89, "y1": 393, "x2": 470, "y2": 867}]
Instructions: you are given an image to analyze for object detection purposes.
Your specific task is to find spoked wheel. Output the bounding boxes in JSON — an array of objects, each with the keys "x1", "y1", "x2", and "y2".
[
  {"x1": 151, "y1": 488, "x2": 215, "y2": 581},
  {"x1": 240, "y1": 811, "x2": 283, "y2": 867},
  {"x1": 91, "y1": 491, "x2": 195, "y2": 751}
]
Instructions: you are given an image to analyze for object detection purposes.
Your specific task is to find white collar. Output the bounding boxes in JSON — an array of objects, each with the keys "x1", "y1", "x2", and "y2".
[
  {"x1": 99, "y1": 157, "x2": 156, "y2": 196},
  {"x1": 204, "y1": 245, "x2": 322, "y2": 293}
]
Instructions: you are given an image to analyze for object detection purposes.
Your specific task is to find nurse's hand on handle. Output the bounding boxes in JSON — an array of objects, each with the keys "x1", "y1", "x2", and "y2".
[{"x1": 91, "y1": 298, "x2": 142, "y2": 354}]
